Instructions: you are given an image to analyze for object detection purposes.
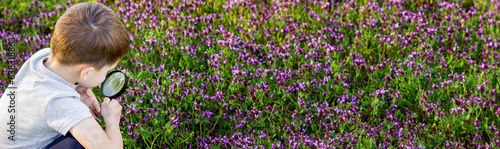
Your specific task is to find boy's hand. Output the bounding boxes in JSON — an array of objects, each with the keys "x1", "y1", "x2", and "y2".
[
  {"x1": 100, "y1": 97, "x2": 122, "y2": 125},
  {"x1": 76, "y1": 86, "x2": 101, "y2": 119},
  {"x1": 70, "y1": 98, "x2": 123, "y2": 149}
]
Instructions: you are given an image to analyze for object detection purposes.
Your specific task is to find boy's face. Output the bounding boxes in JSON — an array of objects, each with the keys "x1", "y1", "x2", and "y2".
[{"x1": 79, "y1": 61, "x2": 119, "y2": 88}]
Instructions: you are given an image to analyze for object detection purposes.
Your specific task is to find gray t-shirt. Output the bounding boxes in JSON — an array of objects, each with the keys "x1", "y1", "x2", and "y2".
[{"x1": 0, "y1": 48, "x2": 93, "y2": 148}]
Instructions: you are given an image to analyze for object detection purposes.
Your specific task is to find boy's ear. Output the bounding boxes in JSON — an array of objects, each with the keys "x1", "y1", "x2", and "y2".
[{"x1": 80, "y1": 65, "x2": 96, "y2": 81}]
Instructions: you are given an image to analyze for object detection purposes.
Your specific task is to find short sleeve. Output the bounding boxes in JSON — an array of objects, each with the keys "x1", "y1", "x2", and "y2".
[{"x1": 46, "y1": 97, "x2": 93, "y2": 135}]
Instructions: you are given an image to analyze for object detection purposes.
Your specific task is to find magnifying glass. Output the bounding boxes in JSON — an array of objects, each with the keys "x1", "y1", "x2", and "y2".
[{"x1": 100, "y1": 70, "x2": 128, "y2": 99}]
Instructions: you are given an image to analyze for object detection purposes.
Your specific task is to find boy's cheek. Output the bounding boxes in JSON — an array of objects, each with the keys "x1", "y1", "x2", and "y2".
[
  {"x1": 81, "y1": 80, "x2": 100, "y2": 88},
  {"x1": 100, "y1": 76, "x2": 106, "y2": 84},
  {"x1": 87, "y1": 83, "x2": 97, "y2": 88}
]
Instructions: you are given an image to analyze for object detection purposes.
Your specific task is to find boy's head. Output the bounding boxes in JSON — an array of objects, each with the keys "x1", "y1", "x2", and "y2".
[{"x1": 50, "y1": 2, "x2": 130, "y2": 87}]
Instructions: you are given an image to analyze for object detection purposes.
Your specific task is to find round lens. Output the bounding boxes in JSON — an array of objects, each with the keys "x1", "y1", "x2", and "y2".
[{"x1": 102, "y1": 72, "x2": 126, "y2": 97}]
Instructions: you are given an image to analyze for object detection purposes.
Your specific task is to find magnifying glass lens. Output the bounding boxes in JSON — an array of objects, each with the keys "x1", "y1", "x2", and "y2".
[{"x1": 101, "y1": 70, "x2": 128, "y2": 99}]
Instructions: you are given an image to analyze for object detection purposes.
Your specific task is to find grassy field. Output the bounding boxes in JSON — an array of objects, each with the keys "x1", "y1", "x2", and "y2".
[{"x1": 1, "y1": 0, "x2": 500, "y2": 148}]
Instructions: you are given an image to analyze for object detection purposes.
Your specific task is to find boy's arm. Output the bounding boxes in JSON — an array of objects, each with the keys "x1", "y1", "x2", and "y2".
[
  {"x1": 75, "y1": 86, "x2": 101, "y2": 119},
  {"x1": 69, "y1": 97, "x2": 123, "y2": 149},
  {"x1": 69, "y1": 117, "x2": 123, "y2": 149}
]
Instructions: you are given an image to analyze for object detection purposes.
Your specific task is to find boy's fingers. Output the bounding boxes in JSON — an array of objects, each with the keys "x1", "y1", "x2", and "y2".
[
  {"x1": 90, "y1": 110, "x2": 97, "y2": 119},
  {"x1": 88, "y1": 90, "x2": 101, "y2": 113},
  {"x1": 75, "y1": 86, "x2": 87, "y2": 94},
  {"x1": 111, "y1": 99, "x2": 121, "y2": 106},
  {"x1": 83, "y1": 88, "x2": 101, "y2": 114},
  {"x1": 103, "y1": 97, "x2": 111, "y2": 104},
  {"x1": 111, "y1": 100, "x2": 123, "y2": 110},
  {"x1": 89, "y1": 100, "x2": 96, "y2": 111},
  {"x1": 92, "y1": 99, "x2": 101, "y2": 114},
  {"x1": 97, "y1": 96, "x2": 103, "y2": 104},
  {"x1": 86, "y1": 88, "x2": 92, "y2": 97}
]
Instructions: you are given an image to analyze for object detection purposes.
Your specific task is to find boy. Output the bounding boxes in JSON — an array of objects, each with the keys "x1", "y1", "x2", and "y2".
[{"x1": 0, "y1": 2, "x2": 130, "y2": 148}]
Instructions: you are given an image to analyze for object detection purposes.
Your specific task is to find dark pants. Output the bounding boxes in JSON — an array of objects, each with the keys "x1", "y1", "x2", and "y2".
[{"x1": 45, "y1": 133, "x2": 84, "y2": 149}]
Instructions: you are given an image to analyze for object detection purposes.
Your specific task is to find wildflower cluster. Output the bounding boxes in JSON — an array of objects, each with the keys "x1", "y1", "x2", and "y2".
[{"x1": 1, "y1": 0, "x2": 500, "y2": 148}]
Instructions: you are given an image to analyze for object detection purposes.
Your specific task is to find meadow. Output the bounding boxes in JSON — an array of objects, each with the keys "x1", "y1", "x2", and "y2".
[{"x1": 1, "y1": 0, "x2": 500, "y2": 148}]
